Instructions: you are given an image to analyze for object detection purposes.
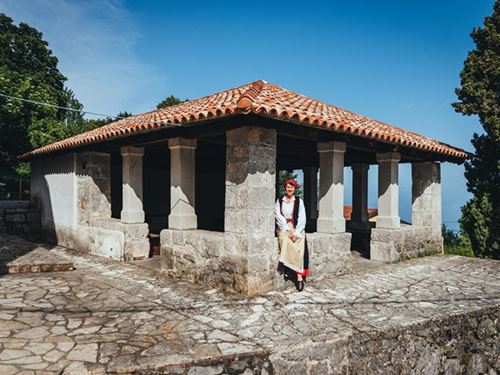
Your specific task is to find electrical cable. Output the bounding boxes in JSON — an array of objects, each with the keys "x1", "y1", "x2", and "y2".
[
  {"x1": 0, "y1": 92, "x2": 183, "y2": 126},
  {"x1": 0, "y1": 93, "x2": 127, "y2": 119}
]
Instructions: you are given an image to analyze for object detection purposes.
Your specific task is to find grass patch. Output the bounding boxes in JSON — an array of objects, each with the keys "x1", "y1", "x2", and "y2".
[
  {"x1": 444, "y1": 245, "x2": 475, "y2": 257},
  {"x1": 402, "y1": 249, "x2": 442, "y2": 261}
]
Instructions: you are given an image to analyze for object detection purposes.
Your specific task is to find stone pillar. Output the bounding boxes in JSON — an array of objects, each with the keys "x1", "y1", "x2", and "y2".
[
  {"x1": 412, "y1": 162, "x2": 441, "y2": 233},
  {"x1": 120, "y1": 146, "x2": 145, "y2": 224},
  {"x1": 317, "y1": 141, "x2": 346, "y2": 233},
  {"x1": 376, "y1": 152, "x2": 400, "y2": 229},
  {"x1": 75, "y1": 152, "x2": 112, "y2": 226},
  {"x1": 303, "y1": 167, "x2": 319, "y2": 221},
  {"x1": 351, "y1": 164, "x2": 370, "y2": 225},
  {"x1": 168, "y1": 138, "x2": 197, "y2": 230},
  {"x1": 225, "y1": 126, "x2": 277, "y2": 295}
]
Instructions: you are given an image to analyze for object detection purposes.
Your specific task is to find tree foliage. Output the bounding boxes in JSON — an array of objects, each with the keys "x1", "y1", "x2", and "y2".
[
  {"x1": 156, "y1": 95, "x2": 186, "y2": 109},
  {"x1": 0, "y1": 14, "x2": 130, "y2": 178},
  {"x1": 452, "y1": 1, "x2": 500, "y2": 259},
  {"x1": 0, "y1": 13, "x2": 70, "y2": 175},
  {"x1": 442, "y1": 224, "x2": 474, "y2": 257}
]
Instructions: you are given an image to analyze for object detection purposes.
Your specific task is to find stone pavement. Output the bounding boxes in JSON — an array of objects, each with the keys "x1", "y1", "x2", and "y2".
[
  {"x1": 0, "y1": 234, "x2": 499, "y2": 374},
  {"x1": 0, "y1": 235, "x2": 73, "y2": 274}
]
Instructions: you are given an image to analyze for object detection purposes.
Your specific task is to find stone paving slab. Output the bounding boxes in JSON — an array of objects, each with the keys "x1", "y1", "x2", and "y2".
[
  {"x1": 0, "y1": 235, "x2": 498, "y2": 373},
  {"x1": 0, "y1": 234, "x2": 73, "y2": 274}
]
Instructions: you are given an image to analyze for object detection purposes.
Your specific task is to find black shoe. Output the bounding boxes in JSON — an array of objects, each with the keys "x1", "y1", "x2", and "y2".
[{"x1": 296, "y1": 280, "x2": 305, "y2": 292}]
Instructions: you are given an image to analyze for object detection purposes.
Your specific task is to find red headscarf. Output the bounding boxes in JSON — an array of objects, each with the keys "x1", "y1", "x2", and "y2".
[{"x1": 283, "y1": 179, "x2": 299, "y2": 189}]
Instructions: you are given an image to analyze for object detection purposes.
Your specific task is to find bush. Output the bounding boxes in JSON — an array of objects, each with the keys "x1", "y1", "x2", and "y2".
[{"x1": 442, "y1": 224, "x2": 475, "y2": 257}]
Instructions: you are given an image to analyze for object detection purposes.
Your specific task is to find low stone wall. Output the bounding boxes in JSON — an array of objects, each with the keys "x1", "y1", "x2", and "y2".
[
  {"x1": 93, "y1": 218, "x2": 149, "y2": 260},
  {"x1": 370, "y1": 224, "x2": 443, "y2": 262},
  {"x1": 160, "y1": 229, "x2": 352, "y2": 294},
  {"x1": 160, "y1": 229, "x2": 231, "y2": 285},
  {"x1": 161, "y1": 229, "x2": 282, "y2": 295},
  {"x1": 47, "y1": 224, "x2": 125, "y2": 261},
  {"x1": 0, "y1": 200, "x2": 40, "y2": 241},
  {"x1": 306, "y1": 232, "x2": 352, "y2": 280},
  {"x1": 269, "y1": 306, "x2": 499, "y2": 374}
]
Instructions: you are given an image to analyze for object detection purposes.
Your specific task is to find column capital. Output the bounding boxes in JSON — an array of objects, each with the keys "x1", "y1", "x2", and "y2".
[
  {"x1": 168, "y1": 137, "x2": 197, "y2": 150},
  {"x1": 121, "y1": 146, "x2": 144, "y2": 157},
  {"x1": 376, "y1": 152, "x2": 400, "y2": 163},
  {"x1": 318, "y1": 141, "x2": 346, "y2": 153}
]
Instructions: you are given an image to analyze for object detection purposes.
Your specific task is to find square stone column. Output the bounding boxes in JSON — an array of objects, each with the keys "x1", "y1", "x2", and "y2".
[
  {"x1": 168, "y1": 138, "x2": 197, "y2": 230},
  {"x1": 412, "y1": 162, "x2": 441, "y2": 233},
  {"x1": 75, "y1": 151, "x2": 112, "y2": 226},
  {"x1": 225, "y1": 126, "x2": 277, "y2": 295},
  {"x1": 376, "y1": 152, "x2": 400, "y2": 229},
  {"x1": 120, "y1": 146, "x2": 145, "y2": 224},
  {"x1": 351, "y1": 164, "x2": 370, "y2": 225},
  {"x1": 317, "y1": 141, "x2": 346, "y2": 233},
  {"x1": 303, "y1": 167, "x2": 319, "y2": 222}
]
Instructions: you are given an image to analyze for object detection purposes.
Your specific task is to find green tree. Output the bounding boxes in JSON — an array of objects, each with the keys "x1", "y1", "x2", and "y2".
[
  {"x1": 0, "y1": 13, "x2": 71, "y2": 175},
  {"x1": 452, "y1": 1, "x2": 500, "y2": 259},
  {"x1": 0, "y1": 14, "x2": 132, "y2": 181},
  {"x1": 442, "y1": 224, "x2": 474, "y2": 257},
  {"x1": 156, "y1": 95, "x2": 186, "y2": 109}
]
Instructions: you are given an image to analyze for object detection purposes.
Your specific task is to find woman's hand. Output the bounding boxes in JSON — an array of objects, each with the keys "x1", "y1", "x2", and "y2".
[
  {"x1": 288, "y1": 231, "x2": 294, "y2": 239},
  {"x1": 291, "y1": 234, "x2": 298, "y2": 242}
]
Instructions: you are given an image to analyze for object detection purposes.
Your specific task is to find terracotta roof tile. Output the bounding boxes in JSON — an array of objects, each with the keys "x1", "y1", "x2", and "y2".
[{"x1": 20, "y1": 80, "x2": 468, "y2": 161}]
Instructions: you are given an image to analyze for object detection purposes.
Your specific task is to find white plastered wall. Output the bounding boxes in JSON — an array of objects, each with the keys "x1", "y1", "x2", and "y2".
[{"x1": 30, "y1": 153, "x2": 125, "y2": 259}]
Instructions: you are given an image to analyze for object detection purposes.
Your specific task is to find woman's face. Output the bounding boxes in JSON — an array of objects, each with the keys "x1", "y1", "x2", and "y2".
[{"x1": 285, "y1": 183, "x2": 296, "y2": 197}]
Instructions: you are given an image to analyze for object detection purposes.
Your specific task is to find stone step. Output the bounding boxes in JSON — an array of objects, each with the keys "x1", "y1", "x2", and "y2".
[{"x1": 0, "y1": 234, "x2": 74, "y2": 274}]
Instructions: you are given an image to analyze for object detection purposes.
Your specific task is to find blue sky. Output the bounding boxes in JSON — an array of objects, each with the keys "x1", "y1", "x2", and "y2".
[{"x1": 0, "y1": 0, "x2": 495, "y2": 230}]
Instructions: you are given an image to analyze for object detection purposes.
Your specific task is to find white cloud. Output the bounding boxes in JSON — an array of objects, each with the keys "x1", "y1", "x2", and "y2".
[{"x1": 0, "y1": 0, "x2": 167, "y2": 117}]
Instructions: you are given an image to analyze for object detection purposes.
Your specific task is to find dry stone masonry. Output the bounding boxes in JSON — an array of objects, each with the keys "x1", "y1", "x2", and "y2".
[{"x1": 0, "y1": 201, "x2": 40, "y2": 241}]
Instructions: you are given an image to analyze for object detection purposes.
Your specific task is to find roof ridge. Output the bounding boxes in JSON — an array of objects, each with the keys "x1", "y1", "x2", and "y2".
[{"x1": 236, "y1": 80, "x2": 266, "y2": 112}]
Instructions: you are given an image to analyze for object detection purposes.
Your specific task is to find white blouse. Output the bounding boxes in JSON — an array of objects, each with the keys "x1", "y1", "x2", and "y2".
[{"x1": 275, "y1": 196, "x2": 306, "y2": 238}]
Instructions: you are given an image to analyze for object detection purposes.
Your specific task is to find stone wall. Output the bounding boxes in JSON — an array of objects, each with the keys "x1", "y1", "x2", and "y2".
[
  {"x1": 370, "y1": 224, "x2": 443, "y2": 262},
  {"x1": 31, "y1": 153, "x2": 77, "y2": 244},
  {"x1": 306, "y1": 232, "x2": 352, "y2": 280},
  {"x1": 30, "y1": 152, "x2": 129, "y2": 260},
  {"x1": 160, "y1": 229, "x2": 228, "y2": 283},
  {"x1": 0, "y1": 201, "x2": 40, "y2": 241},
  {"x1": 269, "y1": 306, "x2": 499, "y2": 374},
  {"x1": 75, "y1": 151, "x2": 112, "y2": 226},
  {"x1": 160, "y1": 229, "x2": 353, "y2": 293},
  {"x1": 94, "y1": 218, "x2": 149, "y2": 260}
]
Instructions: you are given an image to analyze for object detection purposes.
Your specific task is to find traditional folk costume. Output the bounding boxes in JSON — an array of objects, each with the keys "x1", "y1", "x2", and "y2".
[{"x1": 275, "y1": 190, "x2": 309, "y2": 280}]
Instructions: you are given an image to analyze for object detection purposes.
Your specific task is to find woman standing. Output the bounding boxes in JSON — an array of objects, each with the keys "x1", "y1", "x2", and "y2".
[{"x1": 275, "y1": 179, "x2": 309, "y2": 291}]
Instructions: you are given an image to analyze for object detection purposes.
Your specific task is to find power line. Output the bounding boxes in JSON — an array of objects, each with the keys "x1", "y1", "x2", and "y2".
[
  {"x1": 0, "y1": 93, "x2": 127, "y2": 119},
  {"x1": 1, "y1": 92, "x2": 185, "y2": 129}
]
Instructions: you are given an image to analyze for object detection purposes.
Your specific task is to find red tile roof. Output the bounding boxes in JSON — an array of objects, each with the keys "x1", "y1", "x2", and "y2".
[
  {"x1": 343, "y1": 206, "x2": 378, "y2": 221},
  {"x1": 20, "y1": 80, "x2": 468, "y2": 161}
]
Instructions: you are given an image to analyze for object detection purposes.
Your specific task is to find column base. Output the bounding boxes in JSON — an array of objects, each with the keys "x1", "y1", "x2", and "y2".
[
  {"x1": 317, "y1": 217, "x2": 346, "y2": 233},
  {"x1": 376, "y1": 216, "x2": 400, "y2": 229},
  {"x1": 169, "y1": 214, "x2": 197, "y2": 230},
  {"x1": 120, "y1": 210, "x2": 145, "y2": 224}
]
